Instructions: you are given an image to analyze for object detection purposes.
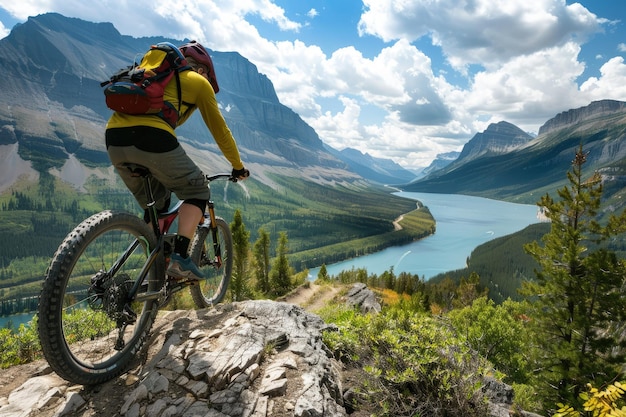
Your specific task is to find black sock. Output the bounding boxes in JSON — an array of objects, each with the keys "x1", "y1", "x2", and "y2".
[{"x1": 174, "y1": 235, "x2": 191, "y2": 258}]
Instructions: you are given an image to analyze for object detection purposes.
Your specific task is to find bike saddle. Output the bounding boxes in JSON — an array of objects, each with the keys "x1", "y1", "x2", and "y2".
[{"x1": 122, "y1": 163, "x2": 151, "y2": 177}]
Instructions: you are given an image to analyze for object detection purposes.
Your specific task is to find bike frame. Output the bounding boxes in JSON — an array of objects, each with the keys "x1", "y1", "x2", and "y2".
[{"x1": 107, "y1": 163, "x2": 234, "y2": 304}]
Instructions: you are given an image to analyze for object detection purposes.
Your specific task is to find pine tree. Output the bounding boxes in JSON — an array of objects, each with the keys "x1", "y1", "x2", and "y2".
[
  {"x1": 523, "y1": 145, "x2": 626, "y2": 409},
  {"x1": 317, "y1": 264, "x2": 330, "y2": 282},
  {"x1": 230, "y1": 210, "x2": 251, "y2": 301},
  {"x1": 253, "y1": 228, "x2": 271, "y2": 294},
  {"x1": 269, "y1": 232, "x2": 293, "y2": 296}
]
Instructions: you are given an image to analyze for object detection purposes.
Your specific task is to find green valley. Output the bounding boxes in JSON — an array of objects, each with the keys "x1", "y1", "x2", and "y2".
[{"x1": 0, "y1": 172, "x2": 433, "y2": 316}]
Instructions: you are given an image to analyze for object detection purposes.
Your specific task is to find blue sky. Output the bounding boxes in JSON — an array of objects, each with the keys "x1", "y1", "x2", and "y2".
[{"x1": 0, "y1": 1, "x2": 624, "y2": 169}]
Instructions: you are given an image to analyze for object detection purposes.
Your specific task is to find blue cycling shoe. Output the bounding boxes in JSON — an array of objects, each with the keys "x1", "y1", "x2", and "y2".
[{"x1": 167, "y1": 253, "x2": 204, "y2": 281}]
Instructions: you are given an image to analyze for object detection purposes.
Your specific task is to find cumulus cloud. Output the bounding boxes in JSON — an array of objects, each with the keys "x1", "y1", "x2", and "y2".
[
  {"x1": 358, "y1": 0, "x2": 602, "y2": 71},
  {"x1": 0, "y1": 0, "x2": 300, "y2": 39},
  {"x1": 0, "y1": 20, "x2": 8, "y2": 38},
  {"x1": 463, "y1": 42, "x2": 589, "y2": 131},
  {"x1": 580, "y1": 57, "x2": 626, "y2": 100}
]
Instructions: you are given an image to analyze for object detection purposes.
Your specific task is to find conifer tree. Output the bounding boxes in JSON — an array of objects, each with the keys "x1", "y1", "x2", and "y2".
[
  {"x1": 269, "y1": 232, "x2": 293, "y2": 296},
  {"x1": 230, "y1": 210, "x2": 251, "y2": 301},
  {"x1": 317, "y1": 264, "x2": 330, "y2": 282},
  {"x1": 253, "y1": 228, "x2": 271, "y2": 294},
  {"x1": 523, "y1": 145, "x2": 626, "y2": 409}
]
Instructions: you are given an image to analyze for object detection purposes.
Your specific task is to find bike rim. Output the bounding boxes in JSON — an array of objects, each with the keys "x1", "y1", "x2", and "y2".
[
  {"x1": 59, "y1": 226, "x2": 156, "y2": 370},
  {"x1": 196, "y1": 228, "x2": 229, "y2": 304}
]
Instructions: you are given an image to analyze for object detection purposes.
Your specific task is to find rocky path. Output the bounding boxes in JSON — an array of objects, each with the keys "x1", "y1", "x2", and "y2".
[
  {"x1": 0, "y1": 284, "x2": 355, "y2": 417},
  {"x1": 0, "y1": 283, "x2": 533, "y2": 417}
]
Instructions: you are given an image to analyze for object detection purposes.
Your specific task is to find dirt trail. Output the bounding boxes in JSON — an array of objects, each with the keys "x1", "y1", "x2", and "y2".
[{"x1": 279, "y1": 282, "x2": 344, "y2": 312}]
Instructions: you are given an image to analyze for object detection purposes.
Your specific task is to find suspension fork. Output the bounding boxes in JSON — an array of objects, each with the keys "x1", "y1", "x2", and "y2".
[{"x1": 206, "y1": 200, "x2": 222, "y2": 267}]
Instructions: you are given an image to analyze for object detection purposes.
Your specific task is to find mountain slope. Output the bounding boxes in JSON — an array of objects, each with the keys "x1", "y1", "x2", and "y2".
[
  {"x1": 404, "y1": 100, "x2": 626, "y2": 206},
  {"x1": 417, "y1": 121, "x2": 533, "y2": 181}
]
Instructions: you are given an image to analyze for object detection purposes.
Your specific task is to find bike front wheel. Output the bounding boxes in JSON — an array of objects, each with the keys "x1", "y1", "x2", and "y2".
[
  {"x1": 38, "y1": 210, "x2": 164, "y2": 385},
  {"x1": 189, "y1": 217, "x2": 232, "y2": 307}
]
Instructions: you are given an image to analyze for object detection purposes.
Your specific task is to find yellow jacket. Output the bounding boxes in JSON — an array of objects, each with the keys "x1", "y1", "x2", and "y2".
[{"x1": 106, "y1": 69, "x2": 244, "y2": 170}]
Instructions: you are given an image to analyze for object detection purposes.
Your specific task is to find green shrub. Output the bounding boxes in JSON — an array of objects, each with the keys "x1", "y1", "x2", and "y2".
[
  {"x1": 321, "y1": 303, "x2": 491, "y2": 417},
  {"x1": 0, "y1": 316, "x2": 39, "y2": 368},
  {"x1": 448, "y1": 297, "x2": 534, "y2": 384},
  {"x1": 512, "y1": 383, "x2": 543, "y2": 415}
]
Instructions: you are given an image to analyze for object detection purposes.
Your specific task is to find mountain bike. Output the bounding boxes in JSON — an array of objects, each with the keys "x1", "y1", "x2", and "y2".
[{"x1": 37, "y1": 163, "x2": 236, "y2": 385}]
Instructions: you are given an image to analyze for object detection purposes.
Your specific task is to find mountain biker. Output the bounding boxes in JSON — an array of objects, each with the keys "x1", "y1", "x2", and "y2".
[{"x1": 105, "y1": 40, "x2": 249, "y2": 282}]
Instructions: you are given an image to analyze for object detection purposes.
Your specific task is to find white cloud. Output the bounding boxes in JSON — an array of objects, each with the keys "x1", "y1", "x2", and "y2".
[
  {"x1": 463, "y1": 42, "x2": 588, "y2": 131},
  {"x1": 0, "y1": 0, "x2": 301, "y2": 39},
  {"x1": 580, "y1": 57, "x2": 626, "y2": 100},
  {"x1": 0, "y1": 20, "x2": 8, "y2": 38},
  {"x1": 358, "y1": 0, "x2": 602, "y2": 71}
]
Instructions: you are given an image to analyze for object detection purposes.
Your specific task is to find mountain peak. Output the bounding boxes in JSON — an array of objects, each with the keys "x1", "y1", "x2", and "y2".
[
  {"x1": 457, "y1": 121, "x2": 532, "y2": 162},
  {"x1": 329, "y1": 147, "x2": 417, "y2": 184}
]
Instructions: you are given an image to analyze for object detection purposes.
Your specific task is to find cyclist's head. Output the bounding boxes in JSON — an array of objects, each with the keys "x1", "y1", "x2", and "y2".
[{"x1": 179, "y1": 41, "x2": 219, "y2": 93}]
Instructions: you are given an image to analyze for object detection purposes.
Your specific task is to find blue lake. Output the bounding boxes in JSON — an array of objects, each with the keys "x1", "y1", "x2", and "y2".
[
  {"x1": 0, "y1": 312, "x2": 35, "y2": 330},
  {"x1": 309, "y1": 192, "x2": 542, "y2": 280}
]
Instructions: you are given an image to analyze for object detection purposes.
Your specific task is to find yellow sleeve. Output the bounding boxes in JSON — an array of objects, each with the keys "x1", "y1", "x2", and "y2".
[{"x1": 176, "y1": 71, "x2": 244, "y2": 170}]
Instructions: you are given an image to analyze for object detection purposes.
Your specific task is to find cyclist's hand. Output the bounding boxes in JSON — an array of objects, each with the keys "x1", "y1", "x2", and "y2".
[{"x1": 232, "y1": 167, "x2": 250, "y2": 180}]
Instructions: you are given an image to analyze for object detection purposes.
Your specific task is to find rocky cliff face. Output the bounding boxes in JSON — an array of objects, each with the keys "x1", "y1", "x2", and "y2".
[{"x1": 538, "y1": 100, "x2": 626, "y2": 136}]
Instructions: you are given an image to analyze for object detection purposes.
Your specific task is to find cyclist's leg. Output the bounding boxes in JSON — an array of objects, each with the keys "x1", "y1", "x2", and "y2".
[{"x1": 147, "y1": 145, "x2": 210, "y2": 280}]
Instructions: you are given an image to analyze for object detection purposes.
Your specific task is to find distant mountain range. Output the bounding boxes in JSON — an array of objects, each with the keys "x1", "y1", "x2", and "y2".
[
  {"x1": 404, "y1": 99, "x2": 626, "y2": 210},
  {"x1": 325, "y1": 146, "x2": 417, "y2": 184}
]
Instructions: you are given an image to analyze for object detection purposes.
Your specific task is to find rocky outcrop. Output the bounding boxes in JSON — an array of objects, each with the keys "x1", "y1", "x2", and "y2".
[
  {"x1": 344, "y1": 283, "x2": 381, "y2": 314},
  {"x1": 0, "y1": 287, "x2": 544, "y2": 417},
  {"x1": 0, "y1": 301, "x2": 348, "y2": 417}
]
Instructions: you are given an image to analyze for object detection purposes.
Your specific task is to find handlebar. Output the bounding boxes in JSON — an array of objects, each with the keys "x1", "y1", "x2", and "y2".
[{"x1": 206, "y1": 173, "x2": 238, "y2": 182}]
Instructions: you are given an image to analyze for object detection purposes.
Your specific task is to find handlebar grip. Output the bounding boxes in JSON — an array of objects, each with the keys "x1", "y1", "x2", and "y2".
[{"x1": 206, "y1": 173, "x2": 238, "y2": 182}]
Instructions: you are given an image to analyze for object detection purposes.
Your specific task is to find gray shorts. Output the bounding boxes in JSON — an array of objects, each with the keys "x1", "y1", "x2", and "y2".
[{"x1": 107, "y1": 144, "x2": 210, "y2": 210}]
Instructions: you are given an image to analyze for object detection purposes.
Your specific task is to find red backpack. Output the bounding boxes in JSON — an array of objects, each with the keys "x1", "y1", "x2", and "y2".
[{"x1": 101, "y1": 42, "x2": 191, "y2": 128}]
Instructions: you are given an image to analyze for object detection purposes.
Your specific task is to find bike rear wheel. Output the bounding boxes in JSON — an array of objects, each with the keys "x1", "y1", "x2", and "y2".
[
  {"x1": 189, "y1": 217, "x2": 232, "y2": 307},
  {"x1": 38, "y1": 210, "x2": 163, "y2": 385}
]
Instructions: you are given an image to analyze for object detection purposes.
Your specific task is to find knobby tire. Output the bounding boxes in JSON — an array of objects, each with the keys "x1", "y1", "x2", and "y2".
[{"x1": 38, "y1": 210, "x2": 163, "y2": 385}]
